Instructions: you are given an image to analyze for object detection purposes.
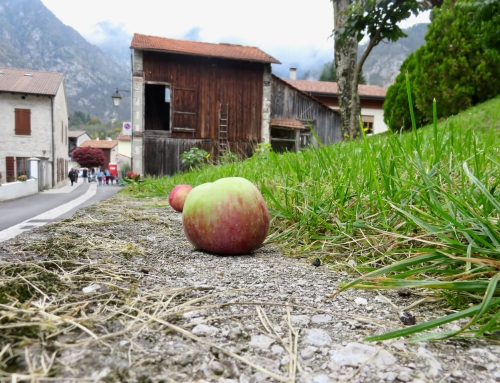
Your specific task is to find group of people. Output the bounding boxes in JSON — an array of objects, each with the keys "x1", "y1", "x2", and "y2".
[
  {"x1": 68, "y1": 167, "x2": 118, "y2": 186},
  {"x1": 96, "y1": 168, "x2": 116, "y2": 185}
]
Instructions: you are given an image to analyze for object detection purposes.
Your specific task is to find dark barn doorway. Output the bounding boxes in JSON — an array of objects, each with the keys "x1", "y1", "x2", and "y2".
[{"x1": 145, "y1": 83, "x2": 171, "y2": 131}]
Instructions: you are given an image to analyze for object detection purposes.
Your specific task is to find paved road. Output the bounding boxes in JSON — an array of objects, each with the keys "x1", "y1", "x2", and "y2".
[{"x1": 0, "y1": 179, "x2": 122, "y2": 242}]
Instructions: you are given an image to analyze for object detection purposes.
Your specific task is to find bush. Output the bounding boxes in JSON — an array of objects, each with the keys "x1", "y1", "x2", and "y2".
[
  {"x1": 180, "y1": 147, "x2": 210, "y2": 169},
  {"x1": 220, "y1": 151, "x2": 239, "y2": 165}
]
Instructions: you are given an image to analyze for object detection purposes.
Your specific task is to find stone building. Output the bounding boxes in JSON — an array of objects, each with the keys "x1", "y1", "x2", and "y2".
[{"x1": 0, "y1": 66, "x2": 69, "y2": 191}]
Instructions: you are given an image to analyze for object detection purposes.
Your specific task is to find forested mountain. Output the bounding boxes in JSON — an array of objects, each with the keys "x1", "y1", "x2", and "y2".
[{"x1": 0, "y1": 0, "x2": 130, "y2": 120}]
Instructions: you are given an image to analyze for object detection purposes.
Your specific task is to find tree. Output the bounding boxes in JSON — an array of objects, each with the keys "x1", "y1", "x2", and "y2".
[
  {"x1": 384, "y1": 0, "x2": 500, "y2": 130},
  {"x1": 334, "y1": 0, "x2": 427, "y2": 138},
  {"x1": 332, "y1": 1, "x2": 446, "y2": 138},
  {"x1": 333, "y1": 0, "x2": 360, "y2": 139},
  {"x1": 69, "y1": 111, "x2": 90, "y2": 128},
  {"x1": 383, "y1": 53, "x2": 428, "y2": 131},
  {"x1": 71, "y1": 147, "x2": 106, "y2": 168},
  {"x1": 457, "y1": 0, "x2": 500, "y2": 51}
]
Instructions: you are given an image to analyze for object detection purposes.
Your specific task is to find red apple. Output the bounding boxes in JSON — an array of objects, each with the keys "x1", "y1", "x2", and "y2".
[
  {"x1": 168, "y1": 184, "x2": 193, "y2": 212},
  {"x1": 182, "y1": 177, "x2": 270, "y2": 254}
]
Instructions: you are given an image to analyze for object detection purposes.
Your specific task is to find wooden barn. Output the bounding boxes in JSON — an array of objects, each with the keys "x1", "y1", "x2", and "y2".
[
  {"x1": 270, "y1": 75, "x2": 341, "y2": 152},
  {"x1": 129, "y1": 34, "x2": 341, "y2": 176},
  {"x1": 130, "y1": 33, "x2": 280, "y2": 176}
]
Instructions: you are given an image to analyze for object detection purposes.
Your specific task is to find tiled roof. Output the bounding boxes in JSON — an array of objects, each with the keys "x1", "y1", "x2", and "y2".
[
  {"x1": 117, "y1": 132, "x2": 131, "y2": 141},
  {"x1": 282, "y1": 79, "x2": 387, "y2": 99},
  {"x1": 131, "y1": 33, "x2": 281, "y2": 64},
  {"x1": 80, "y1": 140, "x2": 118, "y2": 149},
  {"x1": 270, "y1": 118, "x2": 305, "y2": 130},
  {"x1": 68, "y1": 130, "x2": 88, "y2": 138},
  {"x1": 0, "y1": 66, "x2": 63, "y2": 96},
  {"x1": 272, "y1": 75, "x2": 340, "y2": 114}
]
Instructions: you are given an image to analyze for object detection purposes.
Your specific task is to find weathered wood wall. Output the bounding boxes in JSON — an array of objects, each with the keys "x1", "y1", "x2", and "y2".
[
  {"x1": 270, "y1": 76, "x2": 341, "y2": 145},
  {"x1": 143, "y1": 132, "x2": 258, "y2": 176},
  {"x1": 143, "y1": 52, "x2": 264, "y2": 142}
]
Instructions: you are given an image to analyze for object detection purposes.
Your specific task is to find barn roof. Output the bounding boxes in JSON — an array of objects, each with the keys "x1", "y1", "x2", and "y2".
[
  {"x1": 281, "y1": 79, "x2": 387, "y2": 99},
  {"x1": 0, "y1": 66, "x2": 63, "y2": 96},
  {"x1": 131, "y1": 34, "x2": 281, "y2": 64}
]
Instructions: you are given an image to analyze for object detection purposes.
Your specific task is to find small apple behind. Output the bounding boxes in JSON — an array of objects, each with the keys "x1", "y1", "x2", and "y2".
[
  {"x1": 182, "y1": 177, "x2": 270, "y2": 255},
  {"x1": 168, "y1": 184, "x2": 193, "y2": 212}
]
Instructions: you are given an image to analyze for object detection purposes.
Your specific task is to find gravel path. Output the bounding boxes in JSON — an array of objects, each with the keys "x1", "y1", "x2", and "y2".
[{"x1": 1, "y1": 194, "x2": 499, "y2": 383}]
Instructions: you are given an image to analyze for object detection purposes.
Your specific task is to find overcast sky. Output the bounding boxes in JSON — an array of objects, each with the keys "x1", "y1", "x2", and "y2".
[{"x1": 40, "y1": 0, "x2": 430, "y2": 79}]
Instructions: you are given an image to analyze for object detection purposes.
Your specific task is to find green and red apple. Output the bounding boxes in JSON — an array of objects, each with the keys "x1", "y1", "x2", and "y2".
[
  {"x1": 168, "y1": 184, "x2": 193, "y2": 212},
  {"x1": 182, "y1": 177, "x2": 270, "y2": 254}
]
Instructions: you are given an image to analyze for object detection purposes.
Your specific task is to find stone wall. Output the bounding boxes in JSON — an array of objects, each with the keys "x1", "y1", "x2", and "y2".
[{"x1": 132, "y1": 49, "x2": 144, "y2": 175}]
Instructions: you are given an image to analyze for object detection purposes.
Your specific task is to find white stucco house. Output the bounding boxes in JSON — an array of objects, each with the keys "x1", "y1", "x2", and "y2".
[
  {"x1": 0, "y1": 66, "x2": 69, "y2": 195},
  {"x1": 116, "y1": 132, "x2": 131, "y2": 172},
  {"x1": 283, "y1": 68, "x2": 388, "y2": 135}
]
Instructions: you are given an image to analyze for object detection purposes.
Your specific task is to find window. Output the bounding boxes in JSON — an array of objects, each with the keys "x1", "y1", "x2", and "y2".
[
  {"x1": 16, "y1": 157, "x2": 29, "y2": 178},
  {"x1": 361, "y1": 115, "x2": 374, "y2": 135},
  {"x1": 15, "y1": 108, "x2": 31, "y2": 135},
  {"x1": 5, "y1": 156, "x2": 29, "y2": 182}
]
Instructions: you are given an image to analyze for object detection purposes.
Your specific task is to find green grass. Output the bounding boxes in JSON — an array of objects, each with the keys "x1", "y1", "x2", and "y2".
[{"x1": 124, "y1": 94, "x2": 500, "y2": 342}]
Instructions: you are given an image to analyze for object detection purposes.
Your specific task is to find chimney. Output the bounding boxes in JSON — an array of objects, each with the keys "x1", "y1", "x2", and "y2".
[{"x1": 290, "y1": 68, "x2": 297, "y2": 80}]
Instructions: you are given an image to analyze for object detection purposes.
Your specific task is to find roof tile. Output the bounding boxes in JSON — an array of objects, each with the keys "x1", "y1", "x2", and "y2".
[
  {"x1": 80, "y1": 140, "x2": 118, "y2": 149},
  {"x1": 131, "y1": 34, "x2": 281, "y2": 64},
  {"x1": 282, "y1": 79, "x2": 386, "y2": 98},
  {"x1": 0, "y1": 66, "x2": 63, "y2": 95},
  {"x1": 117, "y1": 132, "x2": 131, "y2": 141}
]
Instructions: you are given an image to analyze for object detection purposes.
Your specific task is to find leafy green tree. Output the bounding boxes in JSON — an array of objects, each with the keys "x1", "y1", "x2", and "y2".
[
  {"x1": 383, "y1": 53, "x2": 428, "y2": 131},
  {"x1": 413, "y1": 0, "x2": 500, "y2": 118},
  {"x1": 333, "y1": 0, "x2": 431, "y2": 138},
  {"x1": 384, "y1": 0, "x2": 500, "y2": 131},
  {"x1": 457, "y1": 0, "x2": 500, "y2": 51},
  {"x1": 69, "y1": 111, "x2": 90, "y2": 128}
]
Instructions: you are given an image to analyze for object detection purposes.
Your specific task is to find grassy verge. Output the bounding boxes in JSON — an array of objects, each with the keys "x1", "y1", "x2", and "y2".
[{"x1": 125, "y1": 94, "x2": 500, "y2": 341}]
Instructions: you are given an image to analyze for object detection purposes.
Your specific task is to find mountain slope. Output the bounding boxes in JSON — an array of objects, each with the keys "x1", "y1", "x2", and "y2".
[
  {"x1": 0, "y1": 0, "x2": 130, "y2": 120},
  {"x1": 359, "y1": 23, "x2": 428, "y2": 88}
]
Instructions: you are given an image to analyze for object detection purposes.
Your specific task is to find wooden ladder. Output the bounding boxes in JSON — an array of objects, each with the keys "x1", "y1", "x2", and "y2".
[{"x1": 218, "y1": 103, "x2": 229, "y2": 155}]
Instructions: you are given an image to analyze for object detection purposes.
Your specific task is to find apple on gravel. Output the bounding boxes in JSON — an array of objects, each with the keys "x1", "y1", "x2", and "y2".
[
  {"x1": 168, "y1": 184, "x2": 193, "y2": 212},
  {"x1": 182, "y1": 177, "x2": 270, "y2": 255}
]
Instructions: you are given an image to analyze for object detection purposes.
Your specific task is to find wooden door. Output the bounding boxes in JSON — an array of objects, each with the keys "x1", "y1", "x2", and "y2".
[{"x1": 172, "y1": 86, "x2": 198, "y2": 134}]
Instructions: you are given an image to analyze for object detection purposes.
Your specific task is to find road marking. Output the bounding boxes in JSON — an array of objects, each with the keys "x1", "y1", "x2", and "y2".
[{"x1": 0, "y1": 184, "x2": 98, "y2": 242}]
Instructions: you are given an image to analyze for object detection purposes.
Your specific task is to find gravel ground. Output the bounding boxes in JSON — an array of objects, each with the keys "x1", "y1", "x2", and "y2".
[{"x1": 1, "y1": 194, "x2": 499, "y2": 383}]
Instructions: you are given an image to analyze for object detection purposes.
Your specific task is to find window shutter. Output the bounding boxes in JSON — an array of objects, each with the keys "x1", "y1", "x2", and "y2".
[
  {"x1": 6, "y1": 157, "x2": 15, "y2": 182},
  {"x1": 15, "y1": 109, "x2": 31, "y2": 135}
]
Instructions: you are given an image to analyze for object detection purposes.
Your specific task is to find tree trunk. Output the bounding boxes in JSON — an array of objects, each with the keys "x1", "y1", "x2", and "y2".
[
  {"x1": 334, "y1": 0, "x2": 358, "y2": 139},
  {"x1": 349, "y1": 38, "x2": 377, "y2": 138}
]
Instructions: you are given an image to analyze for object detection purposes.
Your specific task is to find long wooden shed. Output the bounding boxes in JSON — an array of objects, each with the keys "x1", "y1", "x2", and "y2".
[{"x1": 130, "y1": 33, "x2": 280, "y2": 176}]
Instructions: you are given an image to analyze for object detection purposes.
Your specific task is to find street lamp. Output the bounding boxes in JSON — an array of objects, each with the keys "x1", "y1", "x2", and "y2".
[{"x1": 111, "y1": 88, "x2": 130, "y2": 107}]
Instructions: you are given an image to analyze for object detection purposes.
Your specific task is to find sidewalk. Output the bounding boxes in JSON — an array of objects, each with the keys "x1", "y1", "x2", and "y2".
[{"x1": 42, "y1": 180, "x2": 84, "y2": 194}]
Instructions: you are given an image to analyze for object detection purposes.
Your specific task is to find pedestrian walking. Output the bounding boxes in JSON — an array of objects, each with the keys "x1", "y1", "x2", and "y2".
[
  {"x1": 97, "y1": 169, "x2": 104, "y2": 185},
  {"x1": 82, "y1": 168, "x2": 88, "y2": 182},
  {"x1": 68, "y1": 168, "x2": 76, "y2": 186},
  {"x1": 105, "y1": 169, "x2": 110, "y2": 185}
]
